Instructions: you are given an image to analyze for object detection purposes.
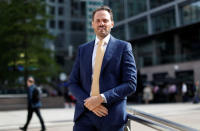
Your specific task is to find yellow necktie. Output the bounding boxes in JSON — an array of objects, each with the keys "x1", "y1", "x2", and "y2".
[{"x1": 91, "y1": 40, "x2": 105, "y2": 96}]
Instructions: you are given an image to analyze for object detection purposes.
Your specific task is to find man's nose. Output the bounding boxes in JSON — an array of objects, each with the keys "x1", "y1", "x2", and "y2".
[{"x1": 99, "y1": 21, "x2": 104, "y2": 26}]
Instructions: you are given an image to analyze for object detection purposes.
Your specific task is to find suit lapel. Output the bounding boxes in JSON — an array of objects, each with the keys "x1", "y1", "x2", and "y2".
[
  {"x1": 101, "y1": 36, "x2": 116, "y2": 72},
  {"x1": 86, "y1": 41, "x2": 95, "y2": 89}
]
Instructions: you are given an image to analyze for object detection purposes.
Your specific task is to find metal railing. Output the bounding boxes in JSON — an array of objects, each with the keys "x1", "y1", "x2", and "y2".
[{"x1": 125, "y1": 107, "x2": 198, "y2": 131}]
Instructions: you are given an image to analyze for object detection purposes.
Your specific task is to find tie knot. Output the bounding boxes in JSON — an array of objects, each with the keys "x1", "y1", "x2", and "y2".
[{"x1": 98, "y1": 40, "x2": 104, "y2": 46}]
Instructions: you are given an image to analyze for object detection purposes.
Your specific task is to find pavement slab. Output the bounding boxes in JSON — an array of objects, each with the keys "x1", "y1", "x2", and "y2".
[{"x1": 0, "y1": 103, "x2": 199, "y2": 131}]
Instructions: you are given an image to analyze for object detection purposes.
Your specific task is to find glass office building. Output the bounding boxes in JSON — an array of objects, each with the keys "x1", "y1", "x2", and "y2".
[
  {"x1": 85, "y1": 0, "x2": 103, "y2": 42},
  {"x1": 46, "y1": 0, "x2": 86, "y2": 73},
  {"x1": 104, "y1": 0, "x2": 200, "y2": 86}
]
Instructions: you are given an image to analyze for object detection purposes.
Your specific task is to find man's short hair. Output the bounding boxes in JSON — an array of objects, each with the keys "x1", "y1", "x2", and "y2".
[
  {"x1": 92, "y1": 5, "x2": 113, "y2": 21},
  {"x1": 28, "y1": 76, "x2": 35, "y2": 83}
]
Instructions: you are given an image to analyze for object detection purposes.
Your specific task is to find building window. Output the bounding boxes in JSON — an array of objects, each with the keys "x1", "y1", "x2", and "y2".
[
  {"x1": 56, "y1": 55, "x2": 65, "y2": 66},
  {"x1": 55, "y1": 33, "x2": 65, "y2": 48},
  {"x1": 175, "y1": 70, "x2": 194, "y2": 84},
  {"x1": 58, "y1": 0, "x2": 64, "y2": 3},
  {"x1": 137, "y1": 41, "x2": 154, "y2": 67},
  {"x1": 71, "y1": 1, "x2": 79, "y2": 17},
  {"x1": 154, "y1": 35, "x2": 175, "y2": 64},
  {"x1": 81, "y1": 2, "x2": 86, "y2": 17},
  {"x1": 179, "y1": 27, "x2": 200, "y2": 62},
  {"x1": 49, "y1": 20, "x2": 55, "y2": 28},
  {"x1": 71, "y1": 22, "x2": 85, "y2": 31},
  {"x1": 180, "y1": 1, "x2": 200, "y2": 25},
  {"x1": 49, "y1": 0, "x2": 55, "y2": 2},
  {"x1": 128, "y1": 0, "x2": 147, "y2": 17},
  {"x1": 153, "y1": 72, "x2": 168, "y2": 81},
  {"x1": 58, "y1": 20, "x2": 64, "y2": 29},
  {"x1": 108, "y1": 0, "x2": 125, "y2": 22},
  {"x1": 111, "y1": 25, "x2": 125, "y2": 40},
  {"x1": 58, "y1": 7, "x2": 64, "y2": 16},
  {"x1": 129, "y1": 18, "x2": 148, "y2": 39},
  {"x1": 150, "y1": 0, "x2": 174, "y2": 9},
  {"x1": 49, "y1": 6, "x2": 55, "y2": 15},
  {"x1": 152, "y1": 9, "x2": 175, "y2": 33}
]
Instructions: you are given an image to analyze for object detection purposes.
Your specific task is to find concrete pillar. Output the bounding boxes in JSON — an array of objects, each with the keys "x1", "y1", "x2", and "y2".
[
  {"x1": 194, "y1": 67, "x2": 200, "y2": 82},
  {"x1": 147, "y1": 0, "x2": 153, "y2": 35},
  {"x1": 175, "y1": 3, "x2": 181, "y2": 27},
  {"x1": 174, "y1": 34, "x2": 181, "y2": 62},
  {"x1": 152, "y1": 40, "x2": 157, "y2": 65},
  {"x1": 134, "y1": 45, "x2": 138, "y2": 64},
  {"x1": 124, "y1": 0, "x2": 130, "y2": 40}
]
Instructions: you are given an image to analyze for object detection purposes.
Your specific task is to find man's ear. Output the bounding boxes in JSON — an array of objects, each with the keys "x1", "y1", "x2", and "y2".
[
  {"x1": 111, "y1": 21, "x2": 114, "y2": 28},
  {"x1": 92, "y1": 21, "x2": 94, "y2": 29}
]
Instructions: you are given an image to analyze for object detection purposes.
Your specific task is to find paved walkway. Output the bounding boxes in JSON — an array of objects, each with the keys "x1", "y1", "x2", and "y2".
[
  {"x1": 0, "y1": 108, "x2": 74, "y2": 131},
  {"x1": 128, "y1": 103, "x2": 200, "y2": 131},
  {"x1": 0, "y1": 103, "x2": 200, "y2": 131}
]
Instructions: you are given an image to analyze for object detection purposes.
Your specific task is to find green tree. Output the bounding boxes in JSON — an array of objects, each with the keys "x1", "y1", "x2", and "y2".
[{"x1": 0, "y1": 0, "x2": 61, "y2": 89}]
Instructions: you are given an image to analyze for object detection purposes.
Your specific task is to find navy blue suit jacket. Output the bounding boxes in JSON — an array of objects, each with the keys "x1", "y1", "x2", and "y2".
[
  {"x1": 69, "y1": 35, "x2": 137, "y2": 125},
  {"x1": 27, "y1": 85, "x2": 41, "y2": 108}
]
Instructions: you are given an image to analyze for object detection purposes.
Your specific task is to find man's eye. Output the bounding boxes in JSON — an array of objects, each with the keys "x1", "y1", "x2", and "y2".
[{"x1": 103, "y1": 20, "x2": 108, "y2": 23}]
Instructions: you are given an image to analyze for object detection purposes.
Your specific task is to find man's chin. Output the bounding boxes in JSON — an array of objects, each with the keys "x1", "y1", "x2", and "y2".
[{"x1": 97, "y1": 32, "x2": 108, "y2": 37}]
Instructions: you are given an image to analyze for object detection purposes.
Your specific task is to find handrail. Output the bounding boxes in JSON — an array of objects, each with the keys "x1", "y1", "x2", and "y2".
[
  {"x1": 126, "y1": 107, "x2": 198, "y2": 131},
  {"x1": 126, "y1": 114, "x2": 175, "y2": 131}
]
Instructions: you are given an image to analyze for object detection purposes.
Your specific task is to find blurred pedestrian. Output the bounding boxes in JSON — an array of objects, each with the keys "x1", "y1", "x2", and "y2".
[
  {"x1": 64, "y1": 81, "x2": 76, "y2": 108},
  {"x1": 143, "y1": 85, "x2": 153, "y2": 104},
  {"x1": 193, "y1": 81, "x2": 200, "y2": 104},
  {"x1": 19, "y1": 76, "x2": 46, "y2": 131},
  {"x1": 168, "y1": 84, "x2": 177, "y2": 102},
  {"x1": 182, "y1": 82, "x2": 188, "y2": 102}
]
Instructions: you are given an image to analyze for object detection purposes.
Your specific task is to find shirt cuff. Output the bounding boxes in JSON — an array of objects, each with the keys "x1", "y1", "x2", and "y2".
[{"x1": 100, "y1": 94, "x2": 107, "y2": 103}]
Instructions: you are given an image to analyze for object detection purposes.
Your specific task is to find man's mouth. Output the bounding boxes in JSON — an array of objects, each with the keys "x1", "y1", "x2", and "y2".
[{"x1": 98, "y1": 26, "x2": 105, "y2": 30}]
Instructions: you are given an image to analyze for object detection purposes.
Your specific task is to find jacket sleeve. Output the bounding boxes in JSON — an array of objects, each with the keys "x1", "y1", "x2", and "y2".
[
  {"x1": 68, "y1": 47, "x2": 89, "y2": 103},
  {"x1": 103, "y1": 42, "x2": 137, "y2": 104}
]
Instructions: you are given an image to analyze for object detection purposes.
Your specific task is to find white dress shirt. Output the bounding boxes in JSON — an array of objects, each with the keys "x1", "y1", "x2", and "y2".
[
  {"x1": 91, "y1": 34, "x2": 111, "y2": 103},
  {"x1": 92, "y1": 34, "x2": 110, "y2": 70}
]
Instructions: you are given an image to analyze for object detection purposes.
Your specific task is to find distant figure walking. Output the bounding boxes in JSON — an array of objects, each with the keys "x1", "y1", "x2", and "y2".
[
  {"x1": 182, "y1": 82, "x2": 188, "y2": 102},
  {"x1": 19, "y1": 76, "x2": 46, "y2": 131},
  {"x1": 143, "y1": 85, "x2": 153, "y2": 104},
  {"x1": 193, "y1": 81, "x2": 200, "y2": 104}
]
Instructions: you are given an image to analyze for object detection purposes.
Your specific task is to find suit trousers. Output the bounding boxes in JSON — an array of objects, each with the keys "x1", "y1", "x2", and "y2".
[
  {"x1": 73, "y1": 110, "x2": 124, "y2": 131},
  {"x1": 24, "y1": 107, "x2": 45, "y2": 129}
]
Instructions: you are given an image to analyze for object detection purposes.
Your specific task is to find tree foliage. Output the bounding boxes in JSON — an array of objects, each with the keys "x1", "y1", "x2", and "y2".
[{"x1": 0, "y1": 0, "x2": 61, "y2": 88}]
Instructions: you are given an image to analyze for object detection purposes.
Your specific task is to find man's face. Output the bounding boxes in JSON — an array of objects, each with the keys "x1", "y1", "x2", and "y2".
[
  {"x1": 27, "y1": 78, "x2": 34, "y2": 87},
  {"x1": 92, "y1": 10, "x2": 114, "y2": 39}
]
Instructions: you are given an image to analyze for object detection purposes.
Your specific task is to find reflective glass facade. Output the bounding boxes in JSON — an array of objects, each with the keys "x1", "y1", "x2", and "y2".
[
  {"x1": 108, "y1": 0, "x2": 125, "y2": 22},
  {"x1": 136, "y1": 25, "x2": 200, "y2": 68},
  {"x1": 105, "y1": 0, "x2": 200, "y2": 68},
  {"x1": 86, "y1": 0, "x2": 103, "y2": 42},
  {"x1": 179, "y1": 27, "x2": 200, "y2": 61},
  {"x1": 180, "y1": 1, "x2": 200, "y2": 25},
  {"x1": 137, "y1": 41, "x2": 154, "y2": 67},
  {"x1": 127, "y1": 0, "x2": 147, "y2": 17},
  {"x1": 152, "y1": 9, "x2": 175, "y2": 33},
  {"x1": 154, "y1": 35, "x2": 175, "y2": 65},
  {"x1": 150, "y1": 0, "x2": 174, "y2": 9},
  {"x1": 137, "y1": 34, "x2": 175, "y2": 67},
  {"x1": 128, "y1": 18, "x2": 148, "y2": 39},
  {"x1": 111, "y1": 25, "x2": 125, "y2": 40},
  {"x1": 104, "y1": 0, "x2": 200, "y2": 85}
]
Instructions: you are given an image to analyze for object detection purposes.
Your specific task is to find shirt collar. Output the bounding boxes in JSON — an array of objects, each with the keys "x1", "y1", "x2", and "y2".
[{"x1": 95, "y1": 34, "x2": 111, "y2": 46}]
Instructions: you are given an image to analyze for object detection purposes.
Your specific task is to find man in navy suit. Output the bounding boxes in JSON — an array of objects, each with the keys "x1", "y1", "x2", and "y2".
[{"x1": 69, "y1": 6, "x2": 137, "y2": 131}]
